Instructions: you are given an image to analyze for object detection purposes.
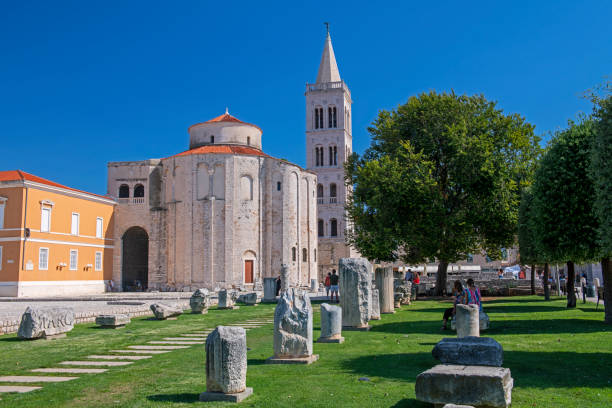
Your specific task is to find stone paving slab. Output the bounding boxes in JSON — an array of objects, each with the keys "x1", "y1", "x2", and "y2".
[
  {"x1": 0, "y1": 385, "x2": 42, "y2": 393},
  {"x1": 128, "y1": 345, "x2": 189, "y2": 350},
  {"x1": 87, "y1": 355, "x2": 152, "y2": 360},
  {"x1": 59, "y1": 361, "x2": 133, "y2": 367},
  {"x1": 0, "y1": 375, "x2": 78, "y2": 383},
  {"x1": 32, "y1": 368, "x2": 107, "y2": 374},
  {"x1": 164, "y1": 337, "x2": 206, "y2": 341},
  {"x1": 181, "y1": 334, "x2": 210, "y2": 337},
  {"x1": 110, "y1": 350, "x2": 170, "y2": 354},
  {"x1": 148, "y1": 341, "x2": 203, "y2": 345}
]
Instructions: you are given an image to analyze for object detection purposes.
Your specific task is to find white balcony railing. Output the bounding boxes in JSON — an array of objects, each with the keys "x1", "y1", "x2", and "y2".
[
  {"x1": 317, "y1": 198, "x2": 325, "y2": 204},
  {"x1": 118, "y1": 197, "x2": 145, "y2": 205},
  {"x1": 329, "y1": 197, "x2": 337, "y2": 204}
]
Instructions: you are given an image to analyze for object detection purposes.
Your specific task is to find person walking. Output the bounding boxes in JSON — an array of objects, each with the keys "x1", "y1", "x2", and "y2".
[
  {"x1": 330, "y1": 269, "x2": 339, "y2": 303},
  {"x1": 275, "y1": 275, "x2": 281, "y2": 296},
  {"x1": 324, "y1": 272, "x2": 332, "y2": 299}
]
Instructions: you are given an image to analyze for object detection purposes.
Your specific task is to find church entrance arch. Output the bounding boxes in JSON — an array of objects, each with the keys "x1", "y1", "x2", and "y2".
[
  {"x1": 122, "y1": 227, "x2": 149, "y2": 291},
  {"x1": 243, "y1": 251, "x2": 256, "y2": 284}
]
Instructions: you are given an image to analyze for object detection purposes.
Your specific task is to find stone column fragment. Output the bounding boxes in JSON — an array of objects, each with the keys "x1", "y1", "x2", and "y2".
[
  {"x1": 455, "y1": 304, "x2": 479, "y2": 338},
  {"x1": 375, "y1": 267, "x2": 395, "y2": 314},
  {"x1": 218, "y1": 289, "x2": 238, "y2": 310},
  {"x1": 370, "y1": 289, "x2": 381, "y2": 320},
  {"x1": 18, "y1": 307, "x2": 75, "y2": 339},
  {"x1": 263, "y1": 277, "x2": 277, "y2": 302},
  {"x1": 339, "y1": 258, "x2": 372, "y2": 330},
  {"x1": 199, "y1": 326, "x2": 253, "y2": 402},
  {"x1": 317, "y1": 303, "x2": 344, "y2": 343},
  {"x1": 190, "y1": 288, "x2": 211, "y2": 314},
  {"x1": 280, "y1": 264, "x2": 291, "y2": 291}
]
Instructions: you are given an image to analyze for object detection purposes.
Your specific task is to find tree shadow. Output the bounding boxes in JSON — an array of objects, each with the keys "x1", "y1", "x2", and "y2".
[
  {"x1": 342, "y1": 351, "x2": 612, "y2": 388},
  {"x1": 390, "y1": 398, "x2": 429, "y2": 407},
  {"x1": 247, "y1": 358, "x2": 269, "y2": 366},
  {"x1": 0, "y1": 336, "x2": 21, "y2": 342},
  {"x1": 147, "y1": 393, "x2": 200, "y2": 403},
  {"x1": 372, "y1": 318, "x2": 610, "y2": 335}
]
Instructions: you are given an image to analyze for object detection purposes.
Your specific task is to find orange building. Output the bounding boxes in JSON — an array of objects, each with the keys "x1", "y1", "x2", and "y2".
[{"x1": 0, "y1": 170, "x2": 115, "y2": 297}]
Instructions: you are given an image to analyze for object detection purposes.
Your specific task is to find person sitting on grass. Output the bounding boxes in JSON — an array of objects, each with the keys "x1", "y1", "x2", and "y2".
[
  {"x1": 464, "y1": 278, "x2": 483, "y2": 310},
  {"x1": 442, "y1": 280, "x2": 464, "y2": 330}
]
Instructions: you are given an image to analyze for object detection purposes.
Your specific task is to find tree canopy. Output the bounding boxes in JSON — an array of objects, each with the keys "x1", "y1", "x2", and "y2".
[{"x1": 346, "y1": 91, "x2": 541, "y2": 294}]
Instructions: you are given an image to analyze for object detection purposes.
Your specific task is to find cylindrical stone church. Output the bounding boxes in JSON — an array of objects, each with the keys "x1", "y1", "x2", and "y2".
[{"x1": 107, "y1": 111, "x2": 317, "y2": 291}]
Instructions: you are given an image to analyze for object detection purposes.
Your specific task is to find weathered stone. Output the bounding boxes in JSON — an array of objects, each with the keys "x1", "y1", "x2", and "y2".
[
  {"x1": 17, "y1": 307, "x2": 75, "y2": 339},
  {"x1": 317, "y1": 303, "x2": 344, "y2": 343},
  {"x1": 269, "y1": 288, "x2": 316, "y2": 362},
  {"x1": 432, "y1": 337, "x2": 503, "y2": 367},
  {"x1": 150, "y1": 303, "x2": 182, "y2": 320},
  {"x1": 451, "y1": 310, "x2": 490, "y2": 332},
  {"x1": 339, "y1": 258, "x2": 372, "y2": 329},
  {"x1": 262, "y1": 277, "x2": 277, "y2": 302},
  {"x1": 443, "y1": 404, "x2": 476, "y2": 408},
  {"x1": 310, "y1": 278, "x2": 318, "y2": 292},
  {"x1": 190, "y1": 288, "x2": 211, "y2": 314},
  {"x1": 218, "y1": 289, "x2": 238, "y2": 309},
  {"x1": 204, "y1": 326, "x2": 249, "y2": 395},
  {"x1": 415, "y1": 364, "x2": 513, "y2": 408},
  {"x1": 280, "y1": 264, "x2": 291, "y2": 291},
  {"x1": 393, "y1": 293, "x2": 402, "y2": 308},
  {"x1": 95, "y1": 314, "x2": 130, "y2": 328},
  {"x1": 375, "y1": 267, "x2": 395, "y2": 314},
  {"x1": 394, "y1": 280, "x2": 412, "y2": 305},
  {"x1": 242, "y1": 292, "x2": 259, "y2": 306},
  {"x1": 455, "y1": 304, "x2": 479, "y2": 338},
  {"x1": 370, "y1": 289, "x2": 381, "y2": 320}
]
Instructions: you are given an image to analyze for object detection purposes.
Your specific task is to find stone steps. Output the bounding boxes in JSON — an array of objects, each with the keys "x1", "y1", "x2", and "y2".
[{"x1": 59, "y1": 361, "x2": 133, "y2": 367}]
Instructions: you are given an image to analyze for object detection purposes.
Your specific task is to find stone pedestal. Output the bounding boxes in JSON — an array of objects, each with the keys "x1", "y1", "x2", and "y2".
[
  {"x1": 190, "y1": 288, "x2": 210, "y2": 314},
  {"x1": 95, "y1": 314, "x2": 130, "y2": 328},
  {"x1": 18, "y1": 307, "x2": 75, "y2": 339},
  {"x1": 267, "y1": 288, "x2": 318, "y2": 364},
  {"x1": 432, "y1": 337, "x2": 503, "y2": 367},
  {"x1": 242, "y1": 292, "x2": 259, "y2": 306},
  {"x1": 310, "y1": 278, "x2": 318, "y2": 293},
  {"x1": 339, "y1": 258, "x2": 372, "y2": 330},
  {"x1": 451, "y1": 310, "x2": 490, "y2": 332},
  {"x1": 150, "y1": 303, "x2": 182, "y2": 320},
  {"x1": 370, "y1": 289, "x2": 381, "y2": 320},
  {"x1": 218, "y1": 289, "x2": 239, "y2": 310},
  {"x1": 415, "y1": 364, "x2": 513, "y2": 408},
  {"x1": 317, "y1": 303, "x2": 344, "y2": 343},
  {"x1": 455, "y1": 304, "x2": 479, "y2": 338},
  {"x1": 200, "y1": 326, "x2": 252, "y2": 403},
  {"x1": 262, "y1": 277, "x2": 277, "y2": 303},
  {"x1": 375, "y1": 267, "x2": 395, "y2": 314}
]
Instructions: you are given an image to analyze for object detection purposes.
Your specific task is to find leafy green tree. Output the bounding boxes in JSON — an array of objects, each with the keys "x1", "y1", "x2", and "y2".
[
  {"x1": 531, "y1": 118, "x2": 599, "y2": 308},
  {"x1": 518, "y1": 188, "x2": 546, "y2": 297},
  {"x1": 589, "y1": 85, "x2": 612, "y2": 322},
  {"x1": 346, "y1": 91, "x2": 541, "y2": 295}
]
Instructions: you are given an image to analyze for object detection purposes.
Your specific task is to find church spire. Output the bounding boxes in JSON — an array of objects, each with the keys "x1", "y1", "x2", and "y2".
[{"x1": 315, "y1": 26, "x2": 341, "y2": 84}]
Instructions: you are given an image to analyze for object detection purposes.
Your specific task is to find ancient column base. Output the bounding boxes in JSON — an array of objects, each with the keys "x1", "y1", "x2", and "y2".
[
  {"x1": 199, "y1": 387, "x2": 253, "y2": 403},
  {"x1": 343, "y1": 325, "x2": 371, "y2": 331},
  {"x1": 316, "y1": 336, "x2": 345, "y2": 344},
  {"x1": 218, "y1": 306, "x2": 240, "y2": 310},
  {"x1": 265, "y1": 354, "x2": 319, "y2": 365}
]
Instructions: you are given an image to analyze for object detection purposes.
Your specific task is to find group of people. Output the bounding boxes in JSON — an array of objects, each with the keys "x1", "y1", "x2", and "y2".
[
  {"x1": 323, "y1": 270, "x2": 340, "y2": 303},
  {"x1": 441, "y1": 278, "x2": 483, "y2": 330}
]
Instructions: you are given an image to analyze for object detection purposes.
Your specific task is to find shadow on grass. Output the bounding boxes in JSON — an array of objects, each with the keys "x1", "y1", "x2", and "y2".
[
  {"x1": 342, "y1": 351, "x2": 612, "y2": 388},
  {"x1": 0, "y1": 336, "x2": 21, "y2": 342},
  {"x1": 372, "y1": 318, "x2": 609, "y2": 335},
  {"x1": 413, "y1": 305, "x2": 570, "y2": 313},
  {"x1": 147, "y1": 393, "x2": 200, "y2": 403},
  {"x1": 247, "y1": 358, "x2": 269, "y2": 366},
  {"x1": 390, "y1": 399, "x2": 429, "y2": 408}
]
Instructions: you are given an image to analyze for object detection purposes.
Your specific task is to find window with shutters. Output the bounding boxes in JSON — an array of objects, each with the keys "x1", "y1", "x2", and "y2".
[
  {"x1": 41, "y1": 207, "x2": 51, "y2": 232},
  {"x1": 95, "y1": 251, "x2": 102, "y2": 271},
  {"x1": 96, "y1": 217, "x2": 103, "y2": 238},
  {"x1": 71, "y1": 213, "x2": 80, "y2": 236},
  {"x1": 39, "y1": 247, "x2": 49, "y2": 270},
  {"x1": 69, "y1": 249, "x2": 78, "y2": 270}
]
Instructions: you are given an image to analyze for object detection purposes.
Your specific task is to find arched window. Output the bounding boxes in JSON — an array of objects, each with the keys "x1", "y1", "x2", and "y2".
[
  {"x1": 314, "y1": 107, "x2": 324, "y2": 129},
  {"x1": 247, "y1": 136, "x2": 251, "y2": 146},
  {"x1": 330, "y1": 219, "x2": 338, "y2": 237},
  {"x1": 318, "y1": 219, "x2": 324, "y2": 237},
  {"x1": 134, "y1": 184, "x2": 145, "y2": 198},
  {"x1": 328, "y1": 106, "x2": 337, "y2": 128},
  {"x1": 333, "y1": 146, "x2": 337, "y2": 165},
  {"x1": 317, "y1": 184, "x2": 324, "y2": 198},
  {"x1": 302, "y1": 248, "x2": 307, "y2": 262},
  {"x1": 329, "y1": 146, "x2": 333, "y2": 166},
  {"x1": 315, "y1": 147, "x2": 320, "y2": 166},
  {"x1": 314, "y1": 248, "x2": 317, "y2": 262},
  {"x1": 277, "y1": 181, "x2": 282, "y2": 191},
  {"x1": 119, "y1": 184, "x2": 130, "y2": 198},
  {"x1": 210, "y1": 135, "x2": 215, "y2": 144},
  {"x1": 330, "y1": 183, "x2": 337, "y2": 198},
  {"x1": 292, "y1": 247, "x2": 296, "y2": 262}
]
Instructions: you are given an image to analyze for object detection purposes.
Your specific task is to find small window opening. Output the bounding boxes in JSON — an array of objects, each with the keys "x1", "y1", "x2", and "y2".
[
  {"x1": 277, "y1": 181, "x2": 282, "y2": 191},
  {"x1": 292, "y1": 247, "x2": 296, "y2": 262},
  {"x1": 210, "y1": 135, "x2": 215, "y2": 143}
]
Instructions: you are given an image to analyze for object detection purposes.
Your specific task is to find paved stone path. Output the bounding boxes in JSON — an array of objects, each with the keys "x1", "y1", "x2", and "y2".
[{"x1": 0, "y1": 312, "x2": 274, "y2": 396}]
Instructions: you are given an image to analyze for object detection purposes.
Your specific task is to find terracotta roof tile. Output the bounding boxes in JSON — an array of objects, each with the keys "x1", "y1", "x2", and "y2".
[
  {"x1": 169, "y1": 145, "x2": 270, "y2": 159},
  {"x1": 0, "y1": 170, "x2": 113, "y2": 201},
  {"x1": 188, "y1": 113, "x2": 262, "y2": 132}
]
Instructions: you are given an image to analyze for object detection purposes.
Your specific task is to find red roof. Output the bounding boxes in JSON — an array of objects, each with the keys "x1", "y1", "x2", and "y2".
[
  {"x1": 169, "y1": 145, "x2": 270, "y2": 159},
  {"x1": 188, "y1": 113, "x2": 262, "y2": 132},
  {"x1": 0, "y1": 170, "x2": 113, "y2": 201}
]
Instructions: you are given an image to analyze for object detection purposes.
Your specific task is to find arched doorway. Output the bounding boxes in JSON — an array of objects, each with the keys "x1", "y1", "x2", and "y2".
[{"x1": 122, "y1": 227, "x2": 148, "y2": 291}]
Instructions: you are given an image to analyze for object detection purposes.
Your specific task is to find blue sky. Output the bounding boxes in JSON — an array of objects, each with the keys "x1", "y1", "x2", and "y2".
[{"x1": 1, "y1": 1, "x2": 610, "y2": 195}]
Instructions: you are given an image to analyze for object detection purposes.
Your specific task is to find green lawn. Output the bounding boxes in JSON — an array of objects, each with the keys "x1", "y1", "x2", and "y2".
[{"x1": 1, "y1": 296, "x2": 611, "y2": 407}]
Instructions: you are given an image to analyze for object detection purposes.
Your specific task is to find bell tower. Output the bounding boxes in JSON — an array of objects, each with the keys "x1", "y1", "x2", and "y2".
[{"x1": 306, "y1": 28, "x2": 356, "y2": 280}]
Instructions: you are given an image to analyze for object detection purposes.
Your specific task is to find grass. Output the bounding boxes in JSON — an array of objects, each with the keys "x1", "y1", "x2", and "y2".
[{"x1": 0, "y1": 296, "x2": 611, "y2": 407}]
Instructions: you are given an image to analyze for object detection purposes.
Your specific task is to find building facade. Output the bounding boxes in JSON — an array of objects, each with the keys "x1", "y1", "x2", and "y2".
[
  {"x1": 306, "y1": 31, "x2": 359, "y2": 281},
  {"x1": 108, "y1": 112, "x2": 317, "y2": 291},
  {"x1": 0, "y1": 170, "x2": 115, "y2": 297}
]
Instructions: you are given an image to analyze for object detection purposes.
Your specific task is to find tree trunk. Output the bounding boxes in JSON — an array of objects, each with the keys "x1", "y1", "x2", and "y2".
[
  {"x1": 530, "y1": 264, "x2": 536, "y2": 295},
  {"x1": 434, "y1": 261, "x2": 449, "y2": 296},
  {"x1": 602, "y1": 257, "x2": 612, "y2": 324},
  {"x1": 544, "y1": 263, "x2": 550, "y2": 301},
  {"x1": 566, "y1": 261, "x2": 576, "y2": 308}
]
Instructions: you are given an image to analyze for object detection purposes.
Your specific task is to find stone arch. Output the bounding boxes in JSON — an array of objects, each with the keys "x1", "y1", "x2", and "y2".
[
  {"x1": 121, "y1": 226, "x2": 148, "y2": 291},
  {"x1": 118, "y1": 184, "x2": 130, "y2": 198},
  {"x1": 134, "y1": 184, "x2": 145, "y2": 198},
  {"x1": 240, "y1": 175, "x2": 253, "y2": 201}
]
